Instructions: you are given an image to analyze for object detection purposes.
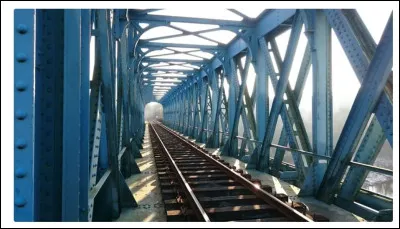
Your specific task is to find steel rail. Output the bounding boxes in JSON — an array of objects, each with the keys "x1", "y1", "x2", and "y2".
[
  {"x1": 155, "y1": 122, "x2": 313, "y2": 222},
  {"x1": 149, "y1": 123, "x2": 211, "y2": 222}
]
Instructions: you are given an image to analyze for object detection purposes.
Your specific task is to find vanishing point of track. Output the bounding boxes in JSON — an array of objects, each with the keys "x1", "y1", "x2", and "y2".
[{"x1": 150, "y1": 122, "x2": 329, "y2": 222}]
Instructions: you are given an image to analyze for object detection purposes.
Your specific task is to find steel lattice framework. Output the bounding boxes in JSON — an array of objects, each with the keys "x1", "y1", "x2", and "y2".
[{"x1": 14, "y1": 8, "x2": 393, "y2": 222}]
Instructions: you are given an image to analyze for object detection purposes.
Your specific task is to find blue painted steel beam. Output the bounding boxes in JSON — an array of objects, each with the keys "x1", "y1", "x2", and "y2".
[
  {"x1": 253, "y1": 37, "x2": 306, "y2": 178},
  {"x1": 14, "y1": 9, "x2": 35, "y2": 222},
  {"x1": 324, "y1": 9, "x2": 392, "y2": 147},
  {"x1": 128, "y1": 11, "x2": 254, "y2": 28},
  {"x1": 341, "y1": 9, "x2": 393, "y2": 101},
  {"x1": 300, "y1": 9, "x2": 333, "y2": 196},
  {"x1": 255, "y1": 9, "x2": 296, "y2": 38},
  {"x1": 207, "y1": 69, "x2": 222, "y2": 148},
  {"x1": 254, "y1": 39, "x2": 269, "y2": 142},
  {"x1": 120, "y1": 22, "x2": 141, "y2": 175},
  {"x1": 137, "y1": 40, "x2": 224, "y2": 51},
  {"x1": 317, "y1": 13, "x2": 393, "y2": 203},
  {"x1": 161, "y1": 10, "x2": 297, "y2": 104},
  {"x1": 221, "y1": 59, "x2": 238, "y2": 157},
  {"x1": 355, "y1": 189, "x2": 392, "y2": 211},
  {"x1": 335, "y1": 197, "x2": 378, "y2": 221},
  {"x1": 256, "y1": 11, "x2": 302, "y2": 172},
  {"x1": 338, "y1": 118, "x2": 386, "y2": 202},
  {"x1": 32, "y1": 9, "x2": 65, "y2": 221},
  {"x1": 268, "y1": 42, "x2": 311, "y2": 177},
  {"x1": 79, "y1": 9, "x2": 91, "y2": 221},
  {"x1": 223, "y1": 53, "x2": 252, "y2": 158},
  {"x1": 142, "y1": 57, "x2": 204, "y2": 64},
  {"x1": 97, "y1": 9, "x2": 137, "y2": 219},
  {"x1": 237, "y1": 55, "x2": 257, "y2": 141},
  {"x1": 144, "y1": 68, "x2": 195, "y2": 73},
  {"x1": 62, "y1": 9, "x2": 84, "y2": 221}
]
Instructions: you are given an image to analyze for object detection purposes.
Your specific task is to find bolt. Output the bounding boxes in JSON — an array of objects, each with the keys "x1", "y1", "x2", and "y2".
[
  {"x1": 16, "y1": 139, "x2": 27, "y2": 149},
  {"x1": 15, "y1": 110, "x2": 27, "y2": 120},
  {"x1": 15, "y1": 81, "x2": 27, "y2": 92},
  {"x1": 16, "y1": 53, "x2": 28, "y2": 63},
  {"x1": 15, "y1": 168, "x2": 27, "y2": 178},
  {"x1": 16, "y1": 24, "x2": 28, "y2": 34},
  {"x1": 15, "y1": 197, "x2": 27, "y2": 207}
]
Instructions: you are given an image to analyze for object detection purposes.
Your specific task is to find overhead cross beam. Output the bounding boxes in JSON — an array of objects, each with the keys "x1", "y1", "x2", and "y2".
[
  {"x1": 128, "y1": 10, "x2": 255, "y2": 29},
  {"x1": 137, "y1": 40, "x2": 224, "y2": 51}
]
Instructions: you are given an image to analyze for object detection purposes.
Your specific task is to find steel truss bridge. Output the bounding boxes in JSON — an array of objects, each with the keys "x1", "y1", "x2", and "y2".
[{"x1": 14, "y1": 8, "x2": 393, "y2": 222}]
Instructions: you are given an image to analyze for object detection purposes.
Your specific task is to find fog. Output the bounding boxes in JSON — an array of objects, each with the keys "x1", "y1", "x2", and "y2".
[{"x1": 144, "y1": 102, "x2": 163, "y2": 122}]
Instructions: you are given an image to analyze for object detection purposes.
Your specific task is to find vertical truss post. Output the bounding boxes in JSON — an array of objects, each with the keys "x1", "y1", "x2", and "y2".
[
  {"x1": 184, "y1": 82, "x2": 191, "y2": 136},
  {"x1": 194, "y1": 79, "x2": 202, "y2": 139},
  {"x1": 97, "y1": 9, "x2": 137, "y2": 220},
  {"x1": 14, "y1": 9, "x2": 35, "y2": 222},
  {"x1": 254, "y1": 11, "x2": 303, "y2": 173},
  {"x1": 207, "y1": 69, "x2": 224, "y2": 148},
  {"x1": 197, "y1": 77, "x2": 208, "y2": 143},
  {"x1": 317, "y1": 13, "x2": 393, "y2": 203},
  {"x1": 79, "y1": 9, "x2": 91, "y2": 221},
  {"x1": 29, "y1": 9, "x2": 65, "y2": 221},
  {"x1": 190, "y1": 81, "x2": 199, "y2": 138},
  {"x1": 120, "y1": 20, "x2": 140, "y2": 175},
  {"x1": 300, "y1": 10, "x2": 333, "y2": 196},
  {"x1": 179, "y1": 89, "x2": 185, "y2": 133},
  {"x1": 254, "y1": 38, "x2": 269, "y2": 151},
  {"x1": 62, "y1": 9, "x2": 83, "y2": 221},
  {"x1": 222, "y1": 58, "x2": 238, "y2": 157},
  {"x1": 222, "y1": 53, "x2": 251, "y2": 158}
]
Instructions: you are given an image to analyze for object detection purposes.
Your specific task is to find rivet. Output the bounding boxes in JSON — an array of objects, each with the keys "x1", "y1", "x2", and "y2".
[
  {"x1": 16, "y1": 24, "x2": 28, "y2": 34},
  {"x1": 16, "y1": 81, "x2": 27, "y2": 92},
  {"x1": 15, "y1": 168, "x2": 27, "y2": 178},
  {"x1": 15, "y1": 110, "x2": 27, "y2": 120},
  {"x1": 15, "y1": 197, "x2": 27, "y2": 207},
  {"x1": 16, "y1": 139, "x2": 27, "y2": 149},
  {"x1": 16, "y1": 53, "x2": 28, "y2": 63}
]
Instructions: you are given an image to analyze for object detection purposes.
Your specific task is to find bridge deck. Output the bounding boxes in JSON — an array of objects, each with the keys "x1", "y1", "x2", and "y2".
[{"x1": 116, "y1": 123, "x2": 364, "y2": 222}]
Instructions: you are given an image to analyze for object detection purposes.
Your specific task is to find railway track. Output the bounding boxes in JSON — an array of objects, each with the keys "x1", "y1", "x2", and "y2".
[{"x1": 149, "y1": 122, "x2": 329, "y2": 222}]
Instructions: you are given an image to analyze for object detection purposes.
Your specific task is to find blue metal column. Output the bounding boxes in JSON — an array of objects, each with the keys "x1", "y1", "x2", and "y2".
[
  {"x1": 222, "y1": 58, "x2": 238, "y2": 157},
  {"x1": 197, "y1": 77, "x2": 208, "y2": 143},
  {"x1": 120, "y1": 20, "x2": 140, "y2": 174},
  {"x1": 79, "y1": 9, "x2": 91, "y2": 221},
  {"x1": 254, "y1": 38, "x2": 269, "y2": 152},
  {"x1": 30, "y1": 9, "x2": 65, "y2": 221},
  {"x1": 207, "y1": 68, "x2": 224, "y2": 148},
  {"x1": 300, "y1": 10, "x2": 333, "y2": 196},
  {"x1": 317, "y1": 13, "x2": 393, "y2": 203},
  {"x1": 14, "y1": 9, "x2": 35, "y2": 222},
  {"x1": 97, "y1": 9, "x2": 137, "y2": 220},
  {"x1": 62, "y1": 9, "x2": 83, "y2": 221}
]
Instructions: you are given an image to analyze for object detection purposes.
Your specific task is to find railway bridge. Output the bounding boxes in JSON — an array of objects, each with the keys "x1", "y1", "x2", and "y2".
[{"x1": 12, "y1": 7, "x2": 394, "y2": 223}]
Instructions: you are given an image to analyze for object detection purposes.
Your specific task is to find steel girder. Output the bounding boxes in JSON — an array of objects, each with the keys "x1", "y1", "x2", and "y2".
[
  {"x1": 157, "y1": 9, "x2": 393, "y2": 222},
  {"x1": 15, "y1": 8, "x2": 393, "y2": 222},
  {"x1": 14, "y1": 9, "x2": 35, "y2": 222},
  {"x1": 299, "y1": 10, "x2": 333, "y2": 196},
  {"x1": 145, "y1": 8, "x2": 393, "y2": 221},
  {"x1": 14, "y1": 9, "x2": 149, "y2": 222},
  {"x1": 317, "y1": 12, "x2": 393, "y2": 203},
  {"x1": 251, "y1": 11, "x2": 304, "y2": 174}
]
